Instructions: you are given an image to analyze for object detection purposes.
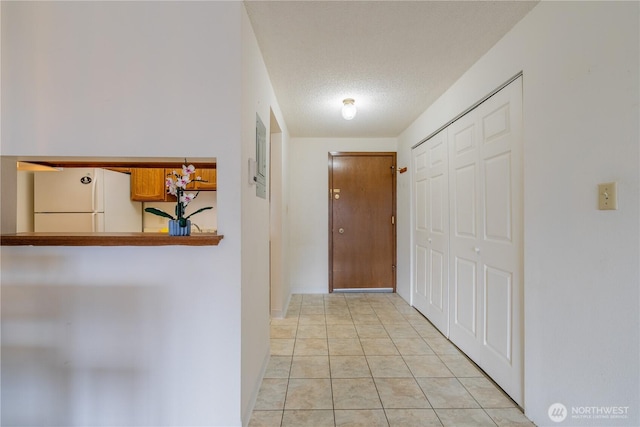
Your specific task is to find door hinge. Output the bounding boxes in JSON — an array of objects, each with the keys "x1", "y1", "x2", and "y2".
[
  {"x1": 391, "y1": 165, "x2": 395, "y2": 175},
  {"x1": 391, "y1": 216, "x2": 395, "y2": 225}
]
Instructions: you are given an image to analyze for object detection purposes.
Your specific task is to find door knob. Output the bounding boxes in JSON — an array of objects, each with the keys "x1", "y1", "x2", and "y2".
[{"x1": 338, "y1": 228, "x2": 345, "y2": 234}]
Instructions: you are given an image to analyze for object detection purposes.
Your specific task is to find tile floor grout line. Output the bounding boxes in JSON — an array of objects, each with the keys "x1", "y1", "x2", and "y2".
[
  {"x1": 280, "y1": 298, "x2": 301, "y2": 427},
  {"x1": 278, "y1": 311, "x2": 294, "y2": 426},
  {"x1": 357, "y1": 299, "x2": 387, "y2": 424},
  {"x1": 323, "y1": 297, "x2": 338, "y2": 427},
  {"x1": 375, "y1": 294, "x2": 418, "y2": 426},
  {"x1": 381, "y1": 300, "x2": 441, "y2": 426}
]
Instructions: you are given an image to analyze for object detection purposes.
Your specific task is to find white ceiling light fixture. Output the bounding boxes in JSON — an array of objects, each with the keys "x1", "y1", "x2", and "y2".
[{"x1": 341, "y1": 98, "x2": 357, "y2": 120}]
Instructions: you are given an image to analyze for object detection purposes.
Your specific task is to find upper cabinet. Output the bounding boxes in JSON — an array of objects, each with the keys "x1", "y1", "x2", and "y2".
[
  {"x1": 130, "y1": 167, "x2": 216, "y2": 202},
  {"x1": 187, "y1": 168, "x2": 217, "y2": 191},
  {"x1": 130, "y1": 168, "x2": 167, "y2": 202}
]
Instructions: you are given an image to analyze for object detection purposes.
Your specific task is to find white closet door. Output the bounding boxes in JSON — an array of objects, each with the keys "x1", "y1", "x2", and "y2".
[
  {"x1": 449, "y1": 77, "x2": 523, "y2": 405},
  {"x1": 412, "y1": 129, "x2": 449, "y2": 336},
  {"x1": 448, "y1": 109, "x2": 481, "y2": 351}
]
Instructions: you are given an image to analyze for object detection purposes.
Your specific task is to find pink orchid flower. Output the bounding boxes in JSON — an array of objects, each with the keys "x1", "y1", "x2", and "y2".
[
  {"x1": 166, "y1": 177, "x2": 178, "y2": 195},
  {"x1": 176, "y1": 175, "x2": 191, "y2": 188},
  {"x1": 182, "y1": 164, "x2": 196, "y2": 176},
  {"x1": 180, "y1": 193, "x2": 196, "y2": 205}
]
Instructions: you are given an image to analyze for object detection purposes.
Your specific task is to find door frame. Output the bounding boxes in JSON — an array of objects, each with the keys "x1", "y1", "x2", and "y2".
[
  {"x1": 328, "y1": 151, "x2": 397, "y2": 293},
  {"x1": 269, "y1": 109, "x2": 285, "y2": 318}
]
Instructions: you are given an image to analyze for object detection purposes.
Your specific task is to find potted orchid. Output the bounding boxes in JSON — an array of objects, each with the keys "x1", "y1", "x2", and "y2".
[{"x1": 144, "y1": 163, "x2": 213, "y2": 236}]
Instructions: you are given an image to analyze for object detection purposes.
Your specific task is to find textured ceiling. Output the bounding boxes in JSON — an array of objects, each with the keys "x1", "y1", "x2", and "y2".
[{"x1": 244, "y1": 1, "x2": 538, "y2": 138}]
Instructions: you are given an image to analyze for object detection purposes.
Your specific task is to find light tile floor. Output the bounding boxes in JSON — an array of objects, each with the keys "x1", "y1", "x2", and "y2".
[{"x1": 249, "y1": 293, "x2": 536, "y2": 427}]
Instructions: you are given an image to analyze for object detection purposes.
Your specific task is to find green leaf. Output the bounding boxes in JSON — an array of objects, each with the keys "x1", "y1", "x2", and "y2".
[
  {"x1": 144, "y1": 207, "x2": 175, "y2": 220},
  {"x1": 185, "y1": 206, "x2": 214, "y2": 220}
]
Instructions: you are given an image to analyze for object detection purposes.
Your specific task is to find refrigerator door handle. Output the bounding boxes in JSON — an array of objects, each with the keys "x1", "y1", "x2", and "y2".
[
  {"x1": 92, "y1": 212, "x2": 98, "y2": 232},
  {"x1": 92, "y1": 171, "x2": 98, "y2": 212}
]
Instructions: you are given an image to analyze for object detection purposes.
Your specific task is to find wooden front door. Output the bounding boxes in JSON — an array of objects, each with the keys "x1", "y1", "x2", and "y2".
[{"x1": 329, "y1": 152, "x2": 396, "y2": 292}]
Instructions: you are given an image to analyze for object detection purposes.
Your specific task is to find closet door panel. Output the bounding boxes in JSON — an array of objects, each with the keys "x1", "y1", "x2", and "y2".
[
  {"x1": 449, "y1": 109, "x2": 482, "y2": 364},
  {"x1": 448, "y1": 77, "x2": 523, "y2": 405},
  {"x1": 474, "y1": 77, "x2": 524, "y2": 405},
  {"x1": 484, "y1": 265, "x2": 512, "y2": 362},
  {"x1": 453, "y1": 256, "x2": 477, "y2": 337},
  {"x1": 412, "y1": 129, "x2": 449, "y2": 336},
  {"x1": 484, "y1": 152, "x2": 512, "y2": 242}
]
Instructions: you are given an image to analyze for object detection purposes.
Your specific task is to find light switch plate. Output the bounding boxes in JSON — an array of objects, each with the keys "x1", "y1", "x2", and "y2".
[
  {"x1": 248, "y1": 158, "x2": 257, "y2": 185},
  {"x1": 598, "y1": 182, "x2": 618, "y2": 210}
]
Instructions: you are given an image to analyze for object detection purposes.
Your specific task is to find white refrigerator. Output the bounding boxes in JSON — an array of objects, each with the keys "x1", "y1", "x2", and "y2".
[{"x1": 34, "y1": 168, "x2": 142, "y2": 232}]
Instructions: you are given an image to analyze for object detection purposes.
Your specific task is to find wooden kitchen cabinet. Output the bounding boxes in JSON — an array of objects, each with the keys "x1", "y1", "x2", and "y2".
[
  {"x1": 166, "y1": 167, "x2": 216, "y2": 191},
  {"x1": 188, "y1": 168, "x2": 217, "y2": 191},
  {"x1": 130, "y1": 168, "x2": 177, "y2": 202},
  {"x1": 130, "y1": 168, "x2": 166, "y2": 201},
  {"x1": 130, "y1": 167, "x2": 216, "y2": 201}
]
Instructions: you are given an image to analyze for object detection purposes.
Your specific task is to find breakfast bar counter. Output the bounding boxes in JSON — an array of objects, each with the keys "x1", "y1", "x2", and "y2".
[{"x1": 0, "y1": 232, "x2": 223, "y2": 246}]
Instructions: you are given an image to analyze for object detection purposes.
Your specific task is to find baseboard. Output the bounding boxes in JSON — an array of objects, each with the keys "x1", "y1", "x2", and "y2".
[
  {"x1": 290, "y1": 286, "x2": 328, "y2": 294},
  {"x1": 271, "y1": 292, "x2": 292, "y2": 319},
  {"x1": 271, "y1": 307, "x2": 285, "y2": 318}
]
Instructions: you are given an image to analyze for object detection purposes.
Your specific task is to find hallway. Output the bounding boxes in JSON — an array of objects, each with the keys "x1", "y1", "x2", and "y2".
[{"x1": 249, "y1": 293, "x2": 535, "y2": 426}]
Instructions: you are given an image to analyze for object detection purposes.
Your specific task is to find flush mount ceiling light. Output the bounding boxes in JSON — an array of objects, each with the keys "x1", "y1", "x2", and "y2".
[{"x1": 341, "y1": 98, "x2": 357, "y2": 120}]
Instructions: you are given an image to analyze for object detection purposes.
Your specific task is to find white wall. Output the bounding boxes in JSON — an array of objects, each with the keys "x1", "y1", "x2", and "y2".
[
  {"x1": 289, "y1": 137, "x2": 397, "y2": 294},
  {"x1": 397, "y1": 2, "x2": 639, "y2": 426},
  {"x1": 1, "y1": 2, "x2": 245, "y2": 426},
  {"x1": 2, "y1": 246, "x2": 240, "y2": 426},
  {"x1": 240, "y1": 6, "x2": 290, "y2": 425},
  {"x1": 2, "y1": 2, "x2": 239, "y2": 159}
]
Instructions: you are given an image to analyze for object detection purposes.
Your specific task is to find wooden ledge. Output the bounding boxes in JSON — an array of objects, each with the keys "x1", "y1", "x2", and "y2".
[{"x1": 0, "y1": 232, "x2": 223, "y2": 247}]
